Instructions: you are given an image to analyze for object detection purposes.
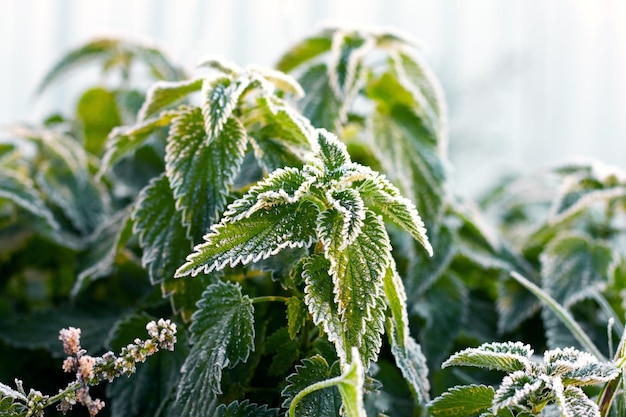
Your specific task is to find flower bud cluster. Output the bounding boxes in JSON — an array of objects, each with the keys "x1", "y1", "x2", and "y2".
[
  {"x1": 56, "y1": 318, "x2": 177, "y2": 416},
  {"x1": 25, "y1": 389, "x2": 47, "y2": 417}
]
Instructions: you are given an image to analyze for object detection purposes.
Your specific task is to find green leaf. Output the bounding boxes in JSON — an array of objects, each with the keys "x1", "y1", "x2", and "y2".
[
  {"x1": 287, "y1": 297, "x2": 308, "y2": 340},
  {"x1": 324, "y1": 210, "x2": 391, "y2": 366},
  {"x1": 176, "y1": 201, "x2": 317, "y2": 277},
  {"x1": 368, "y1": 81, "x2": 447, "y2": 230},
  {"x1": 387, "y1": 320, "x2": 431, "y2": 405},
  {"x1": 390, "y1": 51, "x2": 447, "y2": 144},
  {"x1": 165, "y1": 108, "x2": 247, "y2": 241},
  {"x1": 414, "y1": 273, "x2": 468, "y2": 368},
  {"x1": 247, "y1": 65, "x2": 304, "y2": 98},
  {"x1": 442, "y1": 342, "x2": 533, "y2": 373},
  {"x1": 559, "y1": 386, "x2": 600, "y2": 417},
  {"x1": 0, "y1": 169, "x2": 59, "y2": 231},
  {"x1": 358, "y1": 172, "x2": 432, "y2": 256},
  {"x1": 492, "y1": 371, "x2": 544, "y2": 413},
  {"x1": 202, "y1": 76, "x2": 250, "y2": 142},
  {"x1": 316, "y1": 128, "x2": 351, "y2": 174},
  {"x1": 0, "y1": 306, "x2": 118, "y2": 358},
  {"x1": 76, "y1": 87, "x2": 122, "y2": 155},
  {"x1": 383, "y1": 262, "x2": 409, "y2": 349},
  {"x1": 132, "y1": 174, "x2": 192, "y2": 285},
  {"x1": 216, "y1": 400, "x2": 279, "y2": 417},
  {"x1": 303, "y1": 254, "x2": 349, "y2": 366},
  {"x1": 429, "y1": 385, "x2": 495, "y2": 417},
  {"x1": 101, "y1": 109, "x2": 179, "y2": 172},
  {"x1": 265, "y1": 327, "x2": 301, "y2": 376},
  {"x1": 295, "y1": 63, "x2": 341, "y2": 131},
  {"x1": 275, "y1": 34, "x2": 333, "y2": 72},
  {"x1": 73, "y1": 208, "x2": 133, "y2": 296},
  {"x1": 281, "y1": 355, "x2": 342, "y2": 417},
  {"x1": 540, "y1": 232, "x2": 617, "y2": 307},
  {"x1": 0, "y1": 383, "x2": 26, "y2": 402},
  {"x1": 222, "y1": 166, "x2": 307, "y2": 221},
  {"x1": 172, "y1": 281, "x2": 254, "y2": 416},
  {"x1": 139, "y1": 78, "x2": 203, "y2": 120}
]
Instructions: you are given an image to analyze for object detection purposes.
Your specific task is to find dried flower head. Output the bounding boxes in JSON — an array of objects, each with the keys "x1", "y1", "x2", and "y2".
[{"x1": 58, "y1": 327, "x2": 81, "y2": 355}]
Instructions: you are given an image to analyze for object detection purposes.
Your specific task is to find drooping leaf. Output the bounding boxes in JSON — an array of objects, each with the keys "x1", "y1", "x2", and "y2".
[
  {"x1": 132, "y1": 174, "x2": 192, "y2": 285},
  {"x1": 172, "y1": 281, "x2": 254, "y2": 417},
  {"x1": 0, "y1": 169, "x2": 59, "y2": 231},
  {"x1": 165, "y1": 108, "x2": 247, "y2": 241},
  {"x1": 540, "y1": 232, "x2": 617, "y2": 307},
  {"x1": 139, "y1": 78, "x2": 203, "y2": 121},
  {"x1": 216, "y1": 400, "x2": 279, "y2": 417},
  {"x1": 387, "y1": 320, "x2": 431, "y2": 405},
  {"x1": 324, "y1": 210, "x2": 391, "y2": 366},
  {"x1": 358, "y1": 171, "x2": 432, "y2": 256},
  {"x1": 247, "y1": 65, "x2": 304, "y2": 98},
  {"x1": 176, "y1": 201, "x2": 317, "y2": 277},
  {"x1": 101, "y1": 109, "x2": 179, "y2": 172},
  {"x1": 429, "y1": 385, "x2": 495, "y2": 417},
  {"x1": 202, "y1": 76, "x2": 250, "y2": 142},
  {"x1": 383, "y1": 262, "x2": 409, "y2": 349},
  {"x1": 281, "y1": 355, "x2": 342, "y2": 417},
  {"x1": 442, "y1": 342, "x2": 533, "y2": 373}
]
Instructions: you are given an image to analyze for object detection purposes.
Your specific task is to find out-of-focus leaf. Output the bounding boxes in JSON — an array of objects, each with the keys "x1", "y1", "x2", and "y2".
[{"x1": 76, "y1": 87, "x2": 122, "y2": 155}]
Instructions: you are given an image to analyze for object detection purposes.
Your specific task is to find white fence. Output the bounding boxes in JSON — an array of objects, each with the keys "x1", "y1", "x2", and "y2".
[{"x1": 2, "y1": 0, "x2": 625, "y2": 196}]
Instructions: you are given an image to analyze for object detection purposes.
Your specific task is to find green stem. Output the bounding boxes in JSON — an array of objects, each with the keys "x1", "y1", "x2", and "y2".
[
  {"x1": 252, "y1": 296, "x2": 289, "y2": 304},
  {"x1": 510, "y1": 271, "x2": 605, "y2": 361},
  {"x1": 44, "y1": 381, "x2": 82, "y2": 407},
  {"x1": 289, "y1": 374, "x2": 345, "y2": 417}
]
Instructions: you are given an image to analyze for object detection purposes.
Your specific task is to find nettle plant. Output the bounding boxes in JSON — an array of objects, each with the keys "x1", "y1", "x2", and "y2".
[{"x1": 2, "y1": 23, "x2": 626, "y2": 417}]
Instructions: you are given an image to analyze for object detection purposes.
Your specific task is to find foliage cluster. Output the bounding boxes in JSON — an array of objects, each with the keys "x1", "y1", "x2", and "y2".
[{"x1": 1, "y1": 24, "x2": 626, "y2": 417}]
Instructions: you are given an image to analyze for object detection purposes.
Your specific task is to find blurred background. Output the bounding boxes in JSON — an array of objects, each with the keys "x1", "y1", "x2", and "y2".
[{"x1": 1, "y1": 0, "x2": 625, "y2": 198}]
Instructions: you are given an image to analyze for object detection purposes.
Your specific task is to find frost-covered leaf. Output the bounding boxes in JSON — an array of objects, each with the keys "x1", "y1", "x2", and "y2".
[
  {"x1": 139, "y1": 78, "x2": 203, "y2": 120},
  {"x1": 295, "y1": 63, "x2": 341, "y2": 131},
  {"x1": 540, "y1": 232, "x2": 617, "y2": 307},
  {"x1": 216, "y1": 400, "x2": 279, "y2": 417},
  {"x1": 281, "y1": 355, "x2": 342, "y2": 417},
  {"x1": 202, "y1": 76, "x2": 250, "y2": 142},
  {"x1": 303, "y1": 254, "x2": 349, "y2": 365},
  {"x1": 132, "y1": 174, "x2": 192, "y2": 285},
  {"x1": 429, "y1": 385, "x2": 495, "y2": 417},
  {"x1": 0, "y1": 383, "x2": 26, "y2": 402},
  {"x1": 316, "y1": 129, "x2": 351, "y2": 174},
  {"x1": 443, "y1": 342, "x2": 533, "y2": 373},
  {"x1": 317, "y1": 191, "x2": 365, "y2": 252},
  {"x1": 492, "y1": 371, "x2": 544, "y2": 413},
  {"x1": 172, "y1": 281, "x2": 254, "y2": 417},
  {"x1": 248, "y1": 65, "x2": 304, "y2": 98},
  {"x1": 561, "y1": 363, "x2": 620, "y2": 386},
  {"x1": 559, "y1": 386, "x2": 600, "y2": 417},
  {"x1": 165, "y1": 108, "x2": 247, "y2": 241},
  {"x1": 358, "y1": 172, "x2": 432, "y2": 256},
  {"x1": 389, "y1": 50, "x2": 447, "y2": 145},
  {"x1": 37, "y1": 164, "x2": 107, "y2": 236},
  {"x1": 222, "y1": 166, "x2": 307, "y2": 222},
  {"x1": 0, "y1": 169, "x2": 59, "y2": 231},
  {"x1": 176, "y1": 201, "x2": 317, "y2": 277},
  {"x1": 287, "y1": 297, "x2": 308, "y2": 340},
  {"x1": 275, "y1": 34, "x2": 333, "y2": 72},
  {"x1": 73, "y1": 208, "x2": 133, "y2": 295},
  {"x1": 383, "y1": 262, "x2": 409, "y2": 349},
  {"x1": 101, "y1": 109, "x2": 179, "y2": 172},
  {"x1": 387, "y1": 320, "x2": 430, "y2": 405},
  {"x1": 250, "y1": 96, "x2": 313, "y2": 172},
  {"x1": 368, "y1": 75, "x2": 447, "y2": 230},
  {"x1": 324, "y1": 210, "x2": 391, "y2": 366}
]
